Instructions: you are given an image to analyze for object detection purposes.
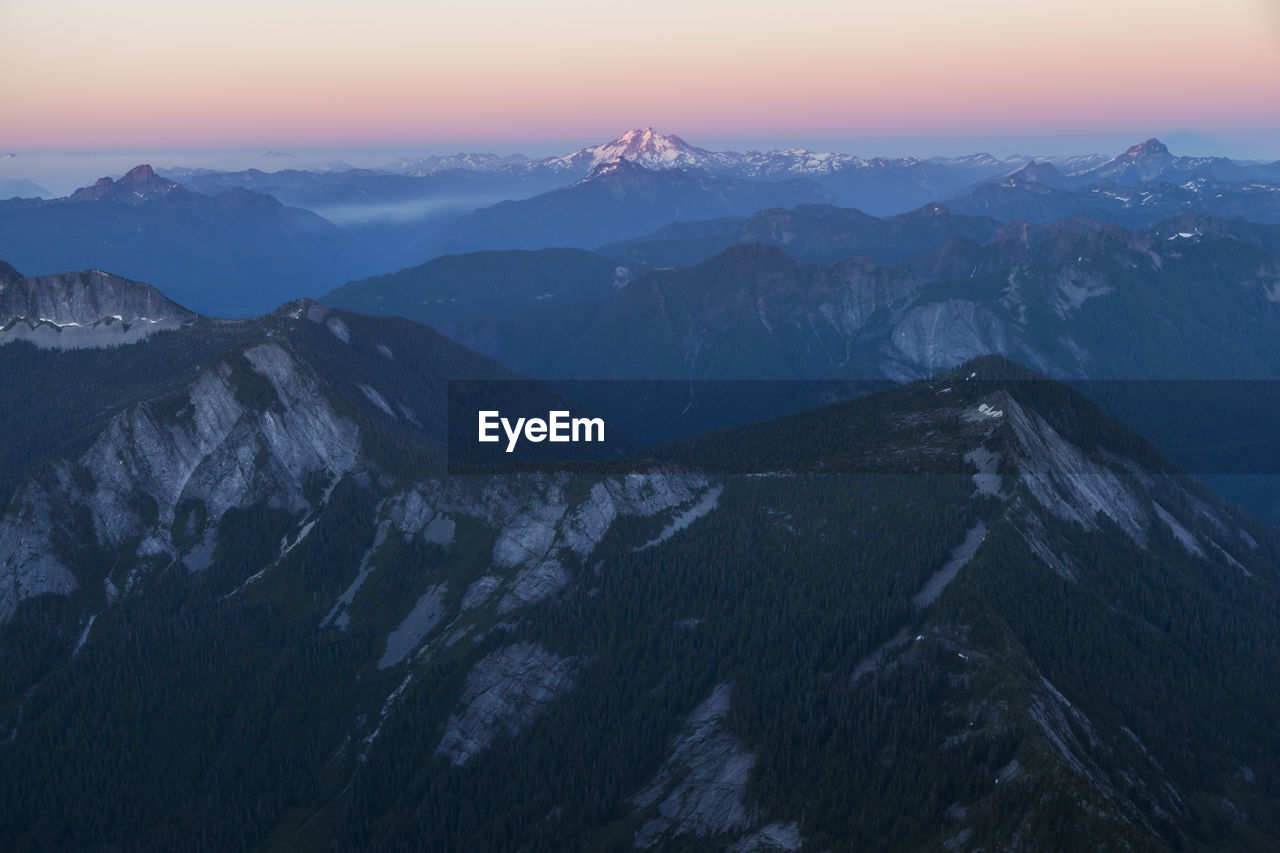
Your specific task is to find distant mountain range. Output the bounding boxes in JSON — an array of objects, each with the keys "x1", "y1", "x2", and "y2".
[
  {"x1": 5, "y1": 132, "x2": 1279, "y2": 323},
  {"x1": 391, "y1": 127, "x2": 1097, "y2": 188},
  {"x1": 150, "y1": 130, "x2": 1280, "y2": 229},
  {"x1": 0, "y1": 166, "x2": 376, "y2": 317},
  {"x1": 156, "y1": 164, "x2": 570, "y2": 275},
  {"x1": 1045, "y1": 138, "x2": 1280, "y2": 187},
  {"x1": 599, "y1": 203, "x2": 1280, "y2": 271},
  {"x1": 598, "y1": 202, "x2": 1005, "y2": 268},
  {"x1": 947, "y1": 170, "x2": 1280, "y2": 228},
  {"x1": 163, "y1": 165, "x2": 528, "y2": 211},
  {"x1": 431, "y1": 158, "x2": 837, "y2": 254},
  {"x1": 161, "y1": 128, "x2": 1052, "y2": 217},
  {"x1": 0, "y1": 176, "x2": 50, "y2": 199},
  {"x1": 389, "y1": 129, "x2": 1280, "y2": 214},
  {"x1": 326, "y1": 207, "x2": 1280, "y2": 386},
  {"x1": 446, "y1": 223, "x2": 1280, "y2": 382},
  {"x1": 324, "y1": 203, "x2": 1005, "y2": 335}
]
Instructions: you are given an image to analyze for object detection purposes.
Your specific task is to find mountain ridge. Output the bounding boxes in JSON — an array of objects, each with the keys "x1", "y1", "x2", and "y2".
[
  {"x1": 433, "y1": 158, "x2": 836, "y2": 254},
  {"x1": 448, "y1": 213, "x2": 1280, "y2": 383},
  {"x1": 0, "y1": 168, "x2": 377, "y2": 317},
  {"x1": 0, "y1": 266, "x2": 197, "y2": 348},
  {"x1": 3, "y1": 295, "x2": 1280, "y2": 849}
]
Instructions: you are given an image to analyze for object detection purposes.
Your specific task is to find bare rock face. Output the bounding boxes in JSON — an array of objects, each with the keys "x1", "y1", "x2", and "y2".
[
  {"x1": 491, "y1": 493, "x2": 569, "y2": 569},
  {"x1": 887, "y1": 300, "x2": 1012, "y2": 376},
  {"x1": 498, "y1": 558, "x2": 568, "y2": 614},
  {"x1": 382, "y1": 468, "x2": 717, "y2": 619},
  {"x1": 0, "y1": 479, "x2": 79, "y2": 623},
  {"x1": 728, "y1": 823, "x2": 803, "y2": 853},
  {"x1": 76, "y1": 341, "x2": 359, "y2": 545},
  {"x1": 437, "y1": 642, "x2": 583, "y2": 765},
  {"x1": 633, "y1": 684, "x2": 760, "y2": 848},
  {"x1": 0, "y1": 340, "x2": 361, "y2": 623},
  {"x1": 1000, "y1": 392, "x2": 1149, "y2": 542},
  {"x1": 0, "y1": 269, "x2": 196, "y2": 349},
  {"x1": 985, "y1": 389, "x2": 1253, "y2": 582}
]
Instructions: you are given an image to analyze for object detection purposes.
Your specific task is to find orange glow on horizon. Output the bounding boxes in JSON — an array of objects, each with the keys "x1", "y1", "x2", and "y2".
[{"x1": 2, "y1": 0, "x2": 1278, "y2": 150}]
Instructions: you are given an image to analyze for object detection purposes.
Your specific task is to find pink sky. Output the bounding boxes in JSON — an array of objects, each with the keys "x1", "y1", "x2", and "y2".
[{"x1": 3, "y1": 0, "x2": 1279, "y2": 154}]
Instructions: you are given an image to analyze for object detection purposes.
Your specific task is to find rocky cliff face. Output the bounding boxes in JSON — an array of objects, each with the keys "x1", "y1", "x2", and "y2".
[
  {"x1": 0, "y1": 338, "x2": 361, "y2": 621},
  {"x1": 325, "y1": 467, "x2": 717, "y2": 666},
  {"x1": 437, "y1": 642, "x2": 584, "y2": 765},
  {"x1": 632, "y1": 684, "x2": 765, "y2": 848}
]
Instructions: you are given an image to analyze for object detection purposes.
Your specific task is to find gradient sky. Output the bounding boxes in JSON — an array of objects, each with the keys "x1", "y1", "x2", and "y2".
[{"x1": 3, "y1": 0, "x2": 1279, "y2": 157}]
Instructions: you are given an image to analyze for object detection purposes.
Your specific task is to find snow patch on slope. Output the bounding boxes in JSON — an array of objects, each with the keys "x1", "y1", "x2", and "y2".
[
  {"x1": 322, "y1": 518, "x2": 391, "y2": 630},
  {"x1": 1153, "y1": 502, "x2": 1204, "y2": 558},
  {"x1": 378, "y1": 582, "x2": 447, "y2": 669},
  {"x1": 966, "y1": 447, "x2": 1003, "y2": 497},
  {"x1": 358, "y1": 384, "x2": 395, "y2": 417}
]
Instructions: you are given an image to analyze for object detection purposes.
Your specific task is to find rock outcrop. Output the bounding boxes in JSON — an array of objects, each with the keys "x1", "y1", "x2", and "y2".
[
  {"x1": 437, "y1": 642, "x2": 583, "y2": 765},
  {"x1": 633, "y1": 684, "x2": 761, "y2": 847}
]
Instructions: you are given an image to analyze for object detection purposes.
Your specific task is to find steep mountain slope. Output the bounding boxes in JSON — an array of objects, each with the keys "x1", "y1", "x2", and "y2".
[
  {"x1": 321, "y1": 248, "x2": 633, "y2": 330},
  {"x1": 0, "y1": 270, "x2": 550, "y2": 588},
  {"x1": 433, "y1": 159, "x2": 836, "y2": 254},
  {"x1": 3, "y1": 307, "x2": 1280, "y2": 851},
  {"x1": 0, "y1": 166, "x2": 375, "y2": 317}
]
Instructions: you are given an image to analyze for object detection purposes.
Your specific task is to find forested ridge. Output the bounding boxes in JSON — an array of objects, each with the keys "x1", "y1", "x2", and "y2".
[{"x1": 3, "y1": 327, "x2": 1280, "y2": 851}]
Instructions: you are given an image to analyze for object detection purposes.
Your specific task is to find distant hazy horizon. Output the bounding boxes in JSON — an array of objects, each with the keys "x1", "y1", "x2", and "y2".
[
  {"x1": 2, "y1": 127, "x2": 1277, "y2": 199},
  {"x1": 4, "y1": 0, "x2": 1278, "y2": 174}
]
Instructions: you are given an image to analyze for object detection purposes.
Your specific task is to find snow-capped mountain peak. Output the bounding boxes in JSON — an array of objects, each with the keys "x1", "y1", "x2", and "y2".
[
  {"x1": 557, "y1": 127, "x2": 720, "y2": 172},
  {"x1": 1120, "y1": 138, "x2": 1172, "y2": 160}
]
